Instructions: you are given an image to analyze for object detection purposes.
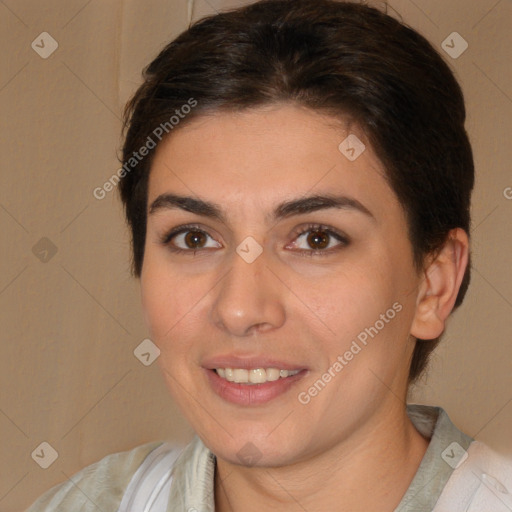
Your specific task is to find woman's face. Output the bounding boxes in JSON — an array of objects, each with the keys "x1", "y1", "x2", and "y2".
[{"x1": 141, "y1": 104, "x2": 423, "y2": 466}]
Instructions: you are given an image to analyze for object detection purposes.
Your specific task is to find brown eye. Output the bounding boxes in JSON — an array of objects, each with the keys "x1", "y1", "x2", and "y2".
[
  {"x1": 184, "y1": 230, "x2": 207, "y2": 249},
  {"x1": 290, "y1": 224, "x2": 349, "y2": 256},
  {"x1": 306, "y1": 230, "x2": 330, "y2": 250},
  {"x1": 161, "y1": 225, "x2": 222, "y2": 253}
]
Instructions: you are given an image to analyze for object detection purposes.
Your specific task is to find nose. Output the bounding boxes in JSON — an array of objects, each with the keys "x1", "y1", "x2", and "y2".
[{"x1": 210, "y1": 245, "x2": 286, "y2": 338}]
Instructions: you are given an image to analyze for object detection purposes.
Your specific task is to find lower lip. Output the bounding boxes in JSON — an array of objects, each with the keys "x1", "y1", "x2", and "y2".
[{"x1": 205, "y1": 368, "x2": 307, "y2": 406}]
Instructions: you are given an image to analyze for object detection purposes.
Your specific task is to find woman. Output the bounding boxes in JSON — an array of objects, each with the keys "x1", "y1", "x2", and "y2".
[{"x1": 27, "y1": 0, "x2": 511, "y2": 510}]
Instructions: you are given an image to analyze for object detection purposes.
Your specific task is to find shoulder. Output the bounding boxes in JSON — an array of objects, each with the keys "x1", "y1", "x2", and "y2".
[
  {"x1": 434, "y1": 441, "x2": 512, "y2": 512},
  {"x1": 25, "y1": 441, "x2": 170, "y2": 512}
]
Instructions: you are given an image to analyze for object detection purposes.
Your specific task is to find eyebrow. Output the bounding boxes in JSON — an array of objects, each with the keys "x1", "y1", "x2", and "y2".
[{"x1": 148, "y1": 193, "x2": 375, "y2": 224}]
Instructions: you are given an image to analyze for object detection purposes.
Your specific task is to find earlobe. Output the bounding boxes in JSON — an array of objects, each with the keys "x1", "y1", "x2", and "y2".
[{"x1": 410, "y1": 228, "x2": 469, "y2": 340}]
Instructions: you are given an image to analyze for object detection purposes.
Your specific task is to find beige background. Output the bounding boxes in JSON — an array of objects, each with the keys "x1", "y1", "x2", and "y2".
[{"x1": 0, "y1": 0, "x2": 510, "y2": 510}]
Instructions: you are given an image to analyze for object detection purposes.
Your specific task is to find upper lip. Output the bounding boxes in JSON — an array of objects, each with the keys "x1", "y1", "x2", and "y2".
[{"x1": 203, "y1": 355, "x2": 308, "y2": 371}]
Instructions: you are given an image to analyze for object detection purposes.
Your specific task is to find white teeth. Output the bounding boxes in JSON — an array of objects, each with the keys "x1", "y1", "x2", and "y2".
[
  {"x1": 233, "y1": 369, "x2": 248, "y2": 383},
  {"x1": 249, "y1": 368, "x2": 267, "y2": 384},
  {"x1": 215, "y1": 367, "x2": 300, "y2": 384},
  {"x1": 266, "y1": 368, "x2": 280, "y2": 381}
]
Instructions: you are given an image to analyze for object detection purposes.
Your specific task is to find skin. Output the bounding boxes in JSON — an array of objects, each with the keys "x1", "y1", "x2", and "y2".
[{"x1": 140, "y1": 104, "x2": 469, "y2": 511}]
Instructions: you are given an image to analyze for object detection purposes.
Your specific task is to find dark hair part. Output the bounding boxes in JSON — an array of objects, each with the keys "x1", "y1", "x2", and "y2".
[{"x1": 119, "y1": 0, "x2": 474, "y2": 382}]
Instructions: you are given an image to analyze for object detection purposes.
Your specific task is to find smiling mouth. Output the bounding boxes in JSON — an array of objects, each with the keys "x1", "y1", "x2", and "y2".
[
  {"x1": 215, "y1": 368, "x2": 301, "y2": 384},
  {"x1": 206, "y1": 366, "x2": 307, "y2": 405}
]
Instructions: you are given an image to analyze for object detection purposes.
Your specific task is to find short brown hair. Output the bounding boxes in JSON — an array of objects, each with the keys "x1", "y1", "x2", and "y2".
[{"x1": 119, "y1": 0, "x2": 474, "y2": 382}]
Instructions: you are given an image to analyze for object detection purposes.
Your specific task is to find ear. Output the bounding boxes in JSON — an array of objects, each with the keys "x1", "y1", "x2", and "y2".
[{"x1": 410, "y1": 228, "x2": 469, "y2": 340}]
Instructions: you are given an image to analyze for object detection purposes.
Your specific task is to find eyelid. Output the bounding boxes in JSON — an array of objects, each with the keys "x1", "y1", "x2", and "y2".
[
  {"x1": 160, "y1": 222, "x2": 350, "y2": 255},
  {"x1": 160, "y1": 223, "x2": 214, "y2": 246},
  {"x1": 286, "y1": 223, "x2": 350, "y2": 256},
  {"x1": 289, "y1": 223, "x2": 349, "y2": 243}
]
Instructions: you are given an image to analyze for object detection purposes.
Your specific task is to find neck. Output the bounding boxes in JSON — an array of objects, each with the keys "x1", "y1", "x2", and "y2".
[{"x1": 214, "y1": 404, "x2": 429, "y2": 512}]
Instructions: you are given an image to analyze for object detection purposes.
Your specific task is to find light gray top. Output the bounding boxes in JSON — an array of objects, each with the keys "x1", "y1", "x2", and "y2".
[
  {"x1": 26, "y1": 404, "x2": 476, "y2": 511},
  {"x1": 164, "y1": 404, "x2": 473, "y2": 512}
]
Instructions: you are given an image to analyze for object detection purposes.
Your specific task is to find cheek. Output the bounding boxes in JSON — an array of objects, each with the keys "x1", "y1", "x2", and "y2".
[
  {"x1": 140, "y1": 257, "x2": 198, "y2": 345},
  {"x1": 315, "y1": 251, "x2": 417, "y2": 364},
  {"x1": 316, "y1": 263, "x2": 394, "y2": 331}
]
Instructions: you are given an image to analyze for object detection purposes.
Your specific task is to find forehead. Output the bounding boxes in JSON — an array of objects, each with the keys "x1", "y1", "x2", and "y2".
[{"x1": 147, "y1": 105, "x2": 399, "y2": 223}]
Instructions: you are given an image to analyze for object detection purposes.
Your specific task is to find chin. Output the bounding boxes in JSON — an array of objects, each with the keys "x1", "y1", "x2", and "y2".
[{"x1": 202, "y1": 426, "x2": 308, "y2": 468}]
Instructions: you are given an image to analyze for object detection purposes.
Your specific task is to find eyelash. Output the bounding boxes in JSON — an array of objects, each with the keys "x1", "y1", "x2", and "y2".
[{"x1": 159, "y1": 223, "x2": 350, "y2": 257}]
